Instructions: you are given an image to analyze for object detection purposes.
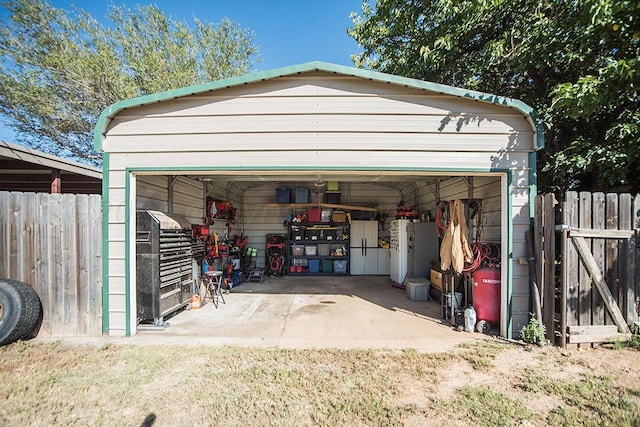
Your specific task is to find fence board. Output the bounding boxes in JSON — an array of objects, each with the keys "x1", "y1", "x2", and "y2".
[
  {"x1": 578, "y1": 192, "x2": 592, "y2": 328},
  {"x1": 618, "y1": 194, "x2": 633, "y2": 325},
  {"x1": 0, "y1": 191, "x2": 102, "y2": 337},
  {"x1": 541, "y1": 194, "x2": 556, "y2": 341},
  {"x1": 605, "y1": 194, "x2": 619, "y2": 325},
  {"x1": 592, "y1": 193, "x2": 606, "y2": 326},
  {"x1": 565, "y1": 192, "x2": 579, "y2": 327}
]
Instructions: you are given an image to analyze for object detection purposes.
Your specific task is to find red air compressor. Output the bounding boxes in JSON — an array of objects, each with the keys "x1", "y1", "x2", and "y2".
[{"x1": 472, "y1": 266, "x2": 501, "y2": 332}]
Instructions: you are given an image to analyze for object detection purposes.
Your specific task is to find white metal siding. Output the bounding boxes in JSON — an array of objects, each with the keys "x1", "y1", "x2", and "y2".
[{"x1": 102, "y1": 72, "x2": 536, "y2": 337}]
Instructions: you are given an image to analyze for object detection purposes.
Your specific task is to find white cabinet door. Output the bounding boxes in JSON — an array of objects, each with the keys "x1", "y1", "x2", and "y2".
[
  {"x1": 350, "y1": 247, "x2": 378, "y2": 274},
  {"x1": 377, "y1": 248, "x2": 390, "y2": 275},
  {"x1": 351, "y1": 221, "x2": 378, "y2": 248},
  {"x1": 350, "y1": 248, "x2": 365, "y2": 275}
]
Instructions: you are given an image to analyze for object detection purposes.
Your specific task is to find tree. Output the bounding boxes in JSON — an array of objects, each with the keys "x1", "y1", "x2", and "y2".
[
  {"x1": 0, "y1": 0, "x2": 259, "y2": 164},
  {"x1": 348, "y1": 0, "x2": 640, "y2": 193}
]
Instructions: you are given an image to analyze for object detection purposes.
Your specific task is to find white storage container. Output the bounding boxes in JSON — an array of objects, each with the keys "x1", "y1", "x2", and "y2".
[
  {"x1": 405, "y1": 278, "x2": 430, "y2": 301},
  {"x1": 291, "y1": 244, "x2": 304, "y2": 256},
  {"x1": 304, "y1": 245, "x2": 317, "y2": 255}
]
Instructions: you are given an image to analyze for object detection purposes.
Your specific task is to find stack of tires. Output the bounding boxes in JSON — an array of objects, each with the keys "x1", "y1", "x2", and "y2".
[{"x1": 0, "y1": 279, "x2": 43, "y2": 346}]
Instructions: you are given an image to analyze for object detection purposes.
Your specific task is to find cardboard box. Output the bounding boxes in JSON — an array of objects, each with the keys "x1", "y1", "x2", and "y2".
[
  {"x1": 430, "y1": 269, "x2": 443, "y2": 291},
  {"x1": 332, "y1": 210, "x2": 346, "y2": 223}
]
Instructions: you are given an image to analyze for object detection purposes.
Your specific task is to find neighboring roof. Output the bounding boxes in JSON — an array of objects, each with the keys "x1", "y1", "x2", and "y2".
[
  {"x1": 94, "y1": 61, "x2": 544, "y2": 151},
  {"x1": 0, "y1": 140, "x2": 102, "y2": 194}
]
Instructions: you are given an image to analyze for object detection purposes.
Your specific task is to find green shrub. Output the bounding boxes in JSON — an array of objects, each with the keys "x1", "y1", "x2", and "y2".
[{"x1": 519, "y1": 316, "x2": 546, "y2": 345}]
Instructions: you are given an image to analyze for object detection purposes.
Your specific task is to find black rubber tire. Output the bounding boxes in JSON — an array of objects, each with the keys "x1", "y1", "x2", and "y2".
[{"x1": 0, "y1": 279, "x2": 43, "y2": 346}]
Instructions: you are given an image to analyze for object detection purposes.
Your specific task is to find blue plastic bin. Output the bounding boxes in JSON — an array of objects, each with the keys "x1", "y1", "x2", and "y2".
[
  {"x1": 295, "y1": 188, "x2": 310, "y2": 203},
  {"x1": 276, "y1": 188, "x2": 291, "y2": 204},
  {"x1": 308, "y1": 259, "x2": 320, "y2": 273},
  {"x1": 333, "y1": 260, "x2": 347, "y2": 273}
]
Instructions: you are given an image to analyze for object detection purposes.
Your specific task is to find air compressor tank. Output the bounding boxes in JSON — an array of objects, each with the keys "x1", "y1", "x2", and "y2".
[{"x1": 472, "y1": 267, "x2": 501, "y2": 324}]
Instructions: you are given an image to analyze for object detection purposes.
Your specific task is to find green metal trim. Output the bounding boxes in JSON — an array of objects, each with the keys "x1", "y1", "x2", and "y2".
[
  {"x1": 122, "y1": 165, "x2": 504, "y2": 174},
  {"x1": 506, "y1": 171, "x2": 514, "y2": 339},
  {"x1": 93, "y1": 61, "x2": 544, "y2": 151},
  {"x1": 101, "y1": 153, "x2": 110, "y2": 335},
  {"x1": 124, "y1": 170, "x2": 131, "y2": 337}
]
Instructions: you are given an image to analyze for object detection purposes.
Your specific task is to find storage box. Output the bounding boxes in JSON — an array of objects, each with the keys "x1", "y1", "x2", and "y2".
[
  {"x1": 276, "y1": 188, "x2": 291, "y2": 204},
  {"x1": 290, "y1": 226, "x2": 305, "y2": 240},
  {"x1": 307, "y1": 207, "x2": 321, "y2": 222},
  {"x1": 322, "y1": 228, "x2": 336, "y2": 240},
  {"x1": 331, "y1": 210, "x2": 346, "y2": 223},
  {"x1": 295, "y1": 188, "x2": 310, "y2": 204},
  {"x1": 308, "y1": 259, "x2": 320, "y2": 273},
  {"x1": 327, "y1": 181, "x2": 339, "y2": 192},
  {"x1": 321, "y1": 209, "x2": 332, "y2": 223},
  {"x1": 322, "y1": 259, "x2": 333, "y2": 272},
  {"x1": 405, "y1": 278, "x2": 431, "y2": 301},
  {"x1": 304, "y1": 245, "x2": 317, "y2": 255},
  {"x1": 333, "y1": 259, "x2": 347, "y2": 273},
  {"x1": 317, "y1": 244, "x2": 330, "y2": 256},
  {"x1": 291, "y1": 244, "x2": 304, "y2": 256},
  {"x1": 306, "y1": 228, "x2": 321, "y2": 240},
  {"x1": 325, "y1": 192, "x2": 341, "y2": 204},
  {"x1": 430, "y1": 269, "x2": 444, "y2": 291}
]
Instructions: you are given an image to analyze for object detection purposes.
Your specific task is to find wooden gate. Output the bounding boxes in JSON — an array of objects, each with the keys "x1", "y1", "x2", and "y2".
[{"x1": 534, "y1": 192, "x2": 639, "y2": 348}]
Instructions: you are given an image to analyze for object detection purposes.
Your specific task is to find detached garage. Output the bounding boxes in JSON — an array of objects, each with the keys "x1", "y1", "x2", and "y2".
[{"x1": 94, "y1": 62, "x2": 543, "y2": 339}]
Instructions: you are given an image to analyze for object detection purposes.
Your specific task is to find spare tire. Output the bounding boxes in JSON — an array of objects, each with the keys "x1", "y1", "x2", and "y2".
[{"x1": 0, "y1": 279, "x2": 43, "y2": 346}]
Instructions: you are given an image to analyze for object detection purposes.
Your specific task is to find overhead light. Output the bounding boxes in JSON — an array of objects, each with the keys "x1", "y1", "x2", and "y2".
[{"x1": 314, "y1": 179, "x2": 326, "y2": 187}]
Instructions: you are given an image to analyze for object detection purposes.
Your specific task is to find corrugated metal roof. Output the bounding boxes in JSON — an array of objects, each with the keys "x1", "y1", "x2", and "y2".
[{"x1": 94, "y1": 61, "x2": 544, "y2": 151}]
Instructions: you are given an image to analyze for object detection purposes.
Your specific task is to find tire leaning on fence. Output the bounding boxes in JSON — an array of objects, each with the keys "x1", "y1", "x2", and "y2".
[{"x1": 0, "y1": 279, "x2": 43, "y2": 346}]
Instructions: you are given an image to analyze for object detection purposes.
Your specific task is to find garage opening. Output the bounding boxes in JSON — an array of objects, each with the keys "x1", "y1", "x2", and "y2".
[{"x1": 130, "y1": 170, "x2": 509, "y2": 341}]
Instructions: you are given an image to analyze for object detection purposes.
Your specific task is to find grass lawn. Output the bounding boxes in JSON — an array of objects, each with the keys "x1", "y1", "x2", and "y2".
[{"x1": 1, "y1": 339, "x2": 639, "y2": 426}]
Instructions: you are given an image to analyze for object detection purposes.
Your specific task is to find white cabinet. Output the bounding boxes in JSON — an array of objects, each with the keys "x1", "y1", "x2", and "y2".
[
  {"x1": 350, "y1": 220, "x2": 379, "y2": 275},
  {"x1": 350, "y1": 247, "x2": 378, "y2": 274},
  {"x1": 377, "y1": 248, "x2": 390, "y2": 275}
]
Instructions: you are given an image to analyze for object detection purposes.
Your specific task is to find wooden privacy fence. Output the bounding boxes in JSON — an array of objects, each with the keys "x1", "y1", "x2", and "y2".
[
  {"x1": 0, "y1": 191, "x2": 102, "y2": 337},
  {"x1": 534, "y1": 192, "x2": 639, "y2": 348}
]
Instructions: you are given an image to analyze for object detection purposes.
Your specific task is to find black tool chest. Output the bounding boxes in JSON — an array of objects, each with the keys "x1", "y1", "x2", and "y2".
[{"x1": 136, "y1": 210, "x2": 193, "y2": 327}]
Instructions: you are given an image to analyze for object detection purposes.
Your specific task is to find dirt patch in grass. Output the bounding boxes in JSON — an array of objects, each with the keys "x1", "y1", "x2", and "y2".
[{"x1": 1, "y1": 339, "x2": 638, "y2": 426}]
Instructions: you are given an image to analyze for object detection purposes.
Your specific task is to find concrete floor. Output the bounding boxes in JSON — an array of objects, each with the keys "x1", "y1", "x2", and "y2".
[{"x1": 129, "y1": 275, "x2": 484, "y2": 352}]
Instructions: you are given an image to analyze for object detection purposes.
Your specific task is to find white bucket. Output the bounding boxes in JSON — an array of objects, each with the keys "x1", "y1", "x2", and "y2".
[{"x1": 446, "y1": 292, "x2": 463, "y2": 310}]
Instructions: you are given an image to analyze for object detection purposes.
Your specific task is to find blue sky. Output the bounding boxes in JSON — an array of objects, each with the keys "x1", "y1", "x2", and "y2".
[{"x1": 0, "y1": 0, "x2": 365, "y2": 142}]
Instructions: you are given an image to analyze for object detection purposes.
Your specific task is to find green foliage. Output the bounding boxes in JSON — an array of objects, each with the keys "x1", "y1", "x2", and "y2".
[
  {"x1": 613, "y1": 323, "x2": 640, "y2": 350},
  {"x1": 0, "y1": 0, "x2": 259, "y2": 163},
  {"x1": 348, "y1": 0, "x2": 640, "y2": 193},
  {"x1": 519, "y1": 316, "x2": 547, "y2": 345},
  {"x1": 519, "y1": 369, "x2": 640, "y2": 426},
  {"x1": 452, "y1": 386, "x2": 532, "y2": 427}
]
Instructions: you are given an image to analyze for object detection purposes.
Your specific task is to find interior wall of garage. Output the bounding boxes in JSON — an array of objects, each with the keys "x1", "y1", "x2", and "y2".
[{"x1": 129, "y1": 170, "x2": 529, "y2": 336}]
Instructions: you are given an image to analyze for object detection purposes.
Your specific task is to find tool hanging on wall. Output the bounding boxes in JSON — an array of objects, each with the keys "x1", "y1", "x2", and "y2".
[{"x1": 205, "y1": 198, "x2": 236, "y2": 226}]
